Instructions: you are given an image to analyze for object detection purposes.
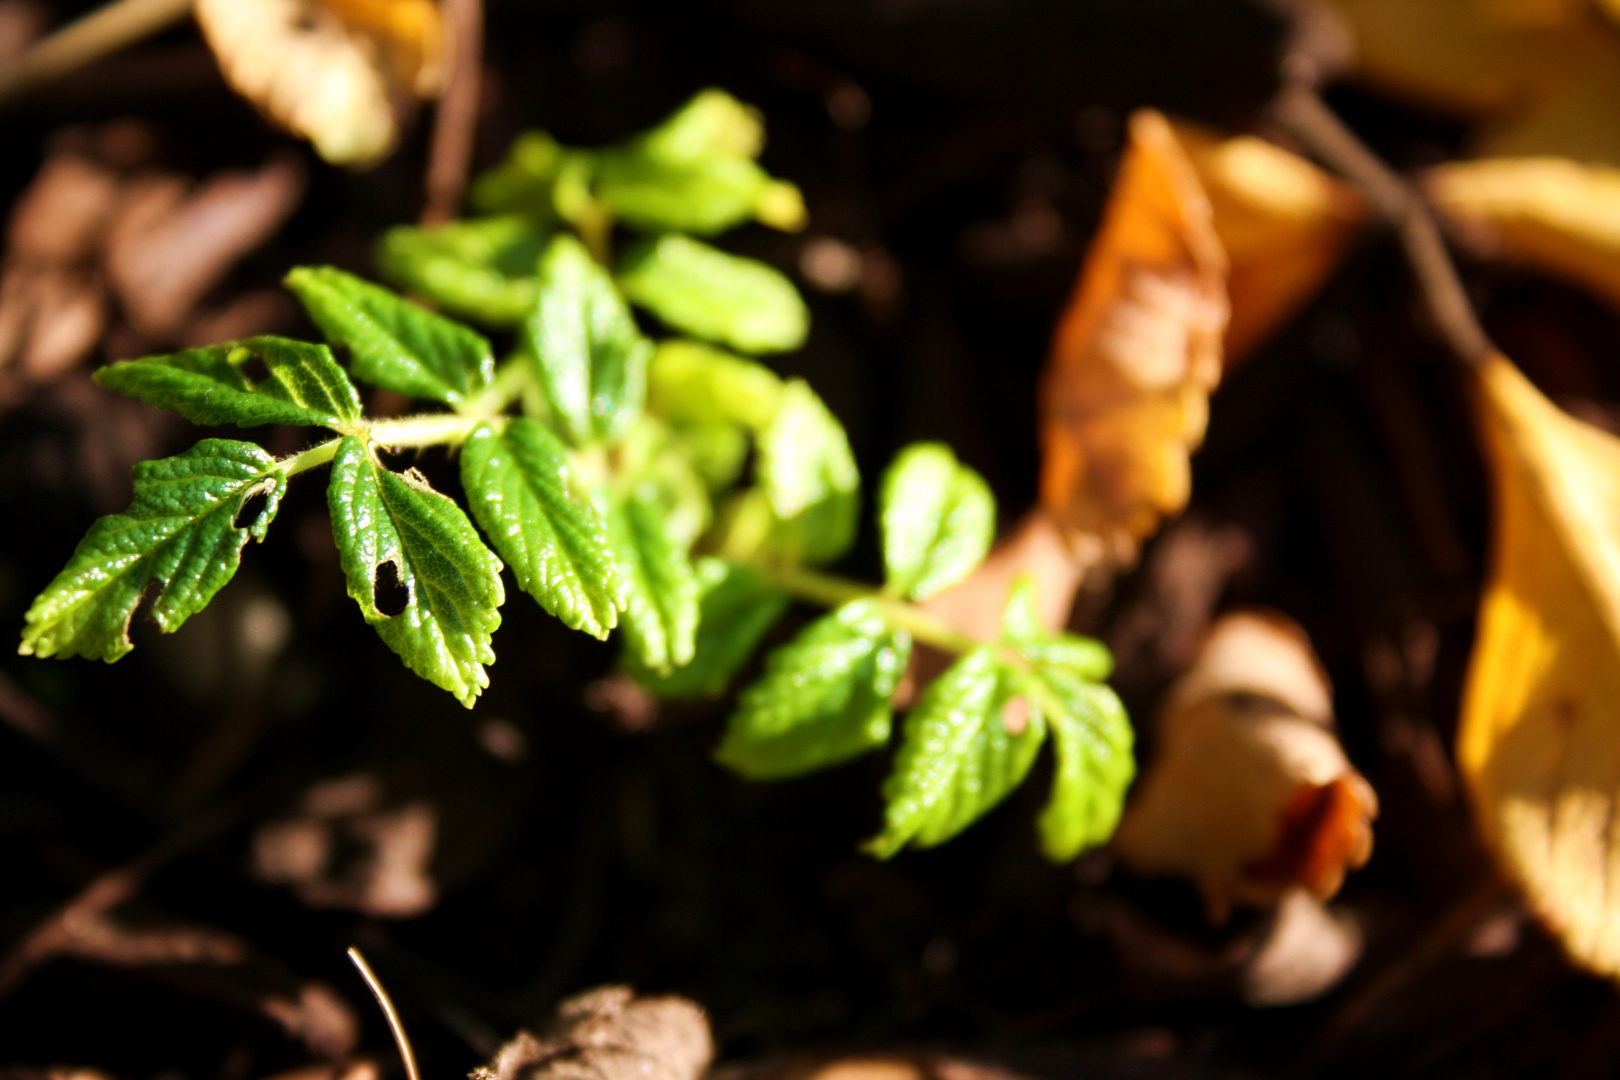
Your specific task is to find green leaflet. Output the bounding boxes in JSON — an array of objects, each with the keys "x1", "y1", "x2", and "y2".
[
  {"x1": 327, "y1": 436, "x2": 505, "y2": 707},
  {"x1": 607, "y1": 486, "x2": 699, "y2": 674},
  {"x1": 718, "y1": 599, "x2": 910, "y2": 780},
  {"x1": 869, "y1": 648, "x2": 1046, "y2": 856},
  {"x1": 642, "y1": 89, "x2": 766, "y2": 162},
  {"x1": 1000, "y1": 574, "x2": 1112, "y2": 680},
  {"x1": 880, "y1": 443, "x2": 995, "y2": 600},
  {"x1": 375, "y1": 215, "x2": 546, "y2": 327},
  {"x1": 526, "y1": 234, "x2": 653, "y2": 447},
  {"x1": 618, "y1": 235, "x2": 808, "y2": 355},
  {"x1": 287, "y1": 266, "x2": 495, "y2": 409},
  {"x1": 627, "y1": 557, "x2": 787, "y2": 699},
  {"x1": 96, "y1": 337, "x2": 361, "y2": 429},
  {"x1": 19, "y1": 440, "x2": 283, "y2": 662},
  {"x1": 460, "y1": 418, "x2": 626, "y2": 639},
  {"x1": 757, "y1": 379, "x2": 859, "y2": 564},
  {"x1": 1034, "y1": 666, "x2": 1134, "y2": 861},
  {"x1": 469, "y1": 130, "x2": 564, "y2": 217},
  {"x1": 647, "y1": 340, "x2": 784, "y2": 430}
]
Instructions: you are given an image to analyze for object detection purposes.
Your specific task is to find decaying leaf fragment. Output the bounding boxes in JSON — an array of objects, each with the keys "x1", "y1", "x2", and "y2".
[
  {"x1": 195, "y1": 0, "x2": 447, "y2": 167},
  {"x1": 1112, "y1": 611, "x2": 1378, "y2": 920},
  {"x1": 473, "y1": 986, "x2": 712, "y2": 1080},
  {"x1": 1172, "y1": 121, "x2": 1364, "y2": 361},
  {"x1": 1459, "y1": 352, "x2": 1620, "y2": 977},
  {"x1": 1426, "y1": 157, "x2": 1620, "y2": 313},
  {"x1": 1038, "y1": 109, "x2": 1228, "y2": 570}
]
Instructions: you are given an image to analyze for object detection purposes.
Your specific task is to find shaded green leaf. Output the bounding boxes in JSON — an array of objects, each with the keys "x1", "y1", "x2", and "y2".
[
  {"x1": 327, "y1": 436, "x2": 505, "y2": 707},
  {"x1": 20, "y1": 440, "x2": 282, "y2": 661},
  {"x1": 757, "y1": 379, "x2": 858, "y2": 564},
  {"x1": 718, "y1": 599, "x2": 910, "y2": 779},
  {"x1": 461, "y1": 418, "x2": 625, "y2": 639},
  {"x1": 96, "y1": 337, "x2": 361, "y2": 429},
  {"x1": 607, "y1": 486, "x2": 699, "y2": 674},
  {"x1": 628, "y1": 557, "x2": 788, "y2": 699},
  {"x1": 469, "y1": 130, "x2": 564, "y2": 217},
  {"x1": 869, "y1": 648, "x2": 1045, "y2": 856},
  {"x1": 881, "y1": 442, "x2": 995, "y2": 600},
  {"x1": 647, "y1": 339, "x2": 783, "y2": 430},
  {"x1": 375, "y1": 215, "x2": 545, "y2": 327},
  {"x1": 618, "y1": 234, "x2": 808, "y2": 354},
  {"x1": 1035, "y1": 667, "x2": 1134, "y2": 861},
  {"x1": 286, "y1": 266, "x2": 495, "y2": 408},
  {"x1": 526, "y1": 234, "x2": 653, "y2": 446}
]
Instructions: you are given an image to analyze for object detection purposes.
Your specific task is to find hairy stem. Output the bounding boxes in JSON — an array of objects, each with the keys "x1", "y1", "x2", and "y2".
[
  {"x1": 1272, "y1": 84, "x2": 1493, "y2": 368},
  {"x1": 277, "y1": 437, "x2": 341, "y2": 479},
  {"x1": 0, "y1": 0, "x2": 194, "y2": 108},
  {"x1": 769, "y1": 565, "x2": 989, "y2": 657}
]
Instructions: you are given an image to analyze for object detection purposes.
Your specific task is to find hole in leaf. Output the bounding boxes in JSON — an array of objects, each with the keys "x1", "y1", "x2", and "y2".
[
  {"x1": 237, "y1": 351, "x2": 271, "y2": 387},
  {"x1": 372, "y1": 561, "x2": 409, "y2": 617},
  {"x1": 134, "y1": 579, "x2": 165, "y2": 623},
  {"x1": 234, "y1": 488, "x2": 271, "y2": 531}
]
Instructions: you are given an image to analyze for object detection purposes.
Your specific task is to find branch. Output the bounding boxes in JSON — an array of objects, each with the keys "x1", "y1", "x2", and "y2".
[
  {"x1": 421, "y1": 0, "x2": 483, "y2": 225},
  {"x1": 1272, "y1": 84, "x2": 1494, "y2": 368},
  {"x1": 0, "y1": 0, "x2": 193, "y2": 108}
]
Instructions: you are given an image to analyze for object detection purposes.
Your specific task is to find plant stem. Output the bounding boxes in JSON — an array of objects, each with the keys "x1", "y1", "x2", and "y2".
[
  {"x1": 768, "y1": 564, "x2": 987, "y2": 657},
  {"x1": 277, "y1": 437, "x2": 340, "y2": 479},
  {"x1": 0, "y1": 0, "x2": 193, "y2": 108},
  {"x1": 371, "y1": 412, "x2": 484, "y2": 448},
  {"x1": 420, "y1": 0, "x2": 483, "y2": 225}
]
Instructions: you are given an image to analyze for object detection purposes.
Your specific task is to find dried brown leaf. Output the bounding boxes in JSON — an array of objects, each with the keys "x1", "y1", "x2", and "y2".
[{"x1": 474, "y1": 987, "x2": 712, "y2": 1080}]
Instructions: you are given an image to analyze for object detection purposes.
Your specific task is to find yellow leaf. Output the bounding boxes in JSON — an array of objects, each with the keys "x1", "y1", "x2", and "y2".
[
  {"x1": 1112, "y1": 611, "x2": 1378, "y2": 920},
  {"x1": 1459, "y1": 352, "x2": 1620, "y2": 976},
  {"x1": 195, "y1": 0, "x2": 445, "y2": 167},
  {"x1": 1172, "y1": 121, "x2": 1364, "y2": 361},
  {"x1": 1427, "y1": 156, "x2": 1620, "y2": 312},
  {"x1": 1038, "y1": 109, "x2": 1228, "y2": 569}
]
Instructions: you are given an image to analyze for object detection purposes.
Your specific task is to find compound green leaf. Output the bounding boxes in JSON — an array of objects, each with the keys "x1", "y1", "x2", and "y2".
[
  {"x1": 526, "y1": 234, "x2": 653, "y2": 446},
  {"x1": 96, "y1": 337, "x2": 361, "y2": 429},
  {"x1": 647, "y1": 340, "x2": 784, "y2": 430},
  {"x1": 642, "y1": 89, "x2": 765, "y2": 162},
  {"x1": 718, "y1": 599, "x2": 910, "y2": 779},
  {"x1": 627, "y1": 557, "x2": 787, "y2": 699},
  {"x1": 460, "y1": 418, "x2": 625, "y2": 639},
  {"x1": 881, "y1": 442, "x2": 995, "y2": 600},
  {"x1": 869, "y1": 648, "x2": 1046, "y2": 856},
  {"x1": 607, "y1": 486, "x2": 698, "y2": 674},
  {"x1": 327, "y1": 436, "x2": 505, "y2": 707},
  {"x1": 20, "y1": 440, "x2": 283, "y2": 661},
  {"x1": 618, "y1": 235, "x2": 808, "y2": 355},
  {"x1": 757, "y1": 379, "x2": 859, "y2": 564},
  {"x1": 1000, "y1": 574, "x2": 1113, "y2": 679},
  {"x1": 287, "y1": 266, "x2": 495, "y2": 409},
  {"x1": 376, "y1": 215, "x2": 546, "y2": 327},
  {"x1": 469, "y1": 130, "x2": 564, "y2": 218},
  {"x1": 1035, "y1": 665, "x2": 1134, "y2": 861}
]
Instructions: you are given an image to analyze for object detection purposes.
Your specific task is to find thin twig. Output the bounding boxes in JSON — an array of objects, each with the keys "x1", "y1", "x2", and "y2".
[
  {"x1": 0, "y1": 0, "x2": 193, "y2": 108},
  {"x1": 1272, "y1": 83, "x2": 1494, "y2": 368},
  {"x1": 421, "y1": 0, "x2": 483, "y2": 224},
  {"x1": 348, "y1": 948, "x2": 423, "y2": 1080}
]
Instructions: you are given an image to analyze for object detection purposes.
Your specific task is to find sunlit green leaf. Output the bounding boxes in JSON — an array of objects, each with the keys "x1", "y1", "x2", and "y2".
[
  {"x1": 627, "y1": 557, "x2": 787, "y2": 699},
  {"x1": 328, "y1": 436, "x2": 504, "y2": 707},
  {"x1": 96, "y1": 337, "x2": 361, "y2": 429},
  {"x1": 375, "y1": 215, "x2": 546, "y2": 327},
  {"x1": 880, "y1": 442, "x2": 994, "y2": 600},
  {"x1": 718, "y1": 599, "x2": 910, "y2": 779},
  {"x1": 526, "y1": 234, "x2": 653, "y2": 446},
  {"x1": 286, "y1": 266, "x2": 495, "y2": 409},
  {"x1": 20, "y1": 440, "x2": 282, "y2": 661},
  {"x1": 869, "y1": 648, "x2": 1045, "y2": 856},
  {"x1": 461, "y1": 418, "x2": 625, "y2": 639},
  {"x1": 618, "y1": 235, "x2": 808, "y2": 354},
  {"x1": 757, "y1": 379, "x2": 858, "y2": 564},
  {"x1": 1035, "y1": 666, "x2": 1134, "y2": 861},
  {"x1": 642, "y1": 89, "x2": 765, "y2": 162},
  {"x1": 647, "y1": 339, "x2": 783, "y2": 430},
  {"x1": 469, "y1": 130, "x2": 564, "y2": 218},
  {"x1": 1000, "y1": 574, "x2": 1112, "y2": 680},
  {"x1": 607, "y1": 486, "x2": 699, "y2": 674}
]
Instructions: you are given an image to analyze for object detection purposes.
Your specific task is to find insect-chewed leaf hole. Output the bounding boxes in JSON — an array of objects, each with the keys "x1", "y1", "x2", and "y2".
[
  {"x1": 134, "y1": 579, "x2": 165, "y2": 622},
  {"x1": 372, "y1": 560, "x2": 409, "y2": 616},
  {"x1": 234, "y1": 488, "x2": 272, "y2": 531},
  {"x1": 236, "y1": 351, "x2": 272, "y2": 386}
]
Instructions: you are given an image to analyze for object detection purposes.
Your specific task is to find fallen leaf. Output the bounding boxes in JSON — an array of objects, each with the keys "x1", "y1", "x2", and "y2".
[
  {"x1": 1038, "y1": 109, "x2": 1229, "y2": 570},
  {"x1": 1458, "y1": 352, "x2": 1620, "y2": 977},
  {"x1": 1172, "y1": 120, "x2": 1364, "y2": 361},
  {"x1": 1426, "y1": 156, "x2": 1620, "y2": 313},
  {"x1": 474, "y1": 987, "x2": 712, "y2": 1080},
  {"x1": 195, "y1": 0, "x2": 446, "y2": 167},
  {"x1": 1111, "y1": 611, "x2": 1378, "y2": 920}
]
